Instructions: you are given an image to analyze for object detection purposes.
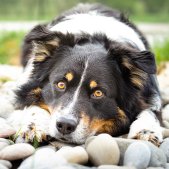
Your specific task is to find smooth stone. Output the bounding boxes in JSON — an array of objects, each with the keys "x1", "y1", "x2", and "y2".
[
  {"x1": 0, "y1": 160, "x2": 12, "y2": 168},
  {"x1": 165, "y1": 163, "x2": 169, "y2": 169},
  {"x1": 0, "y1": 139, "x2": 13, "y2": 145},
  {"x1": 113, "y1": 138, "x2": 135, "y2": 165},
  {"x1": 60, "y1": 164, "x2": 96, "y2": 169},
  {"x1": 0, "y1": 142, "x2": 9, "y2": 151},
  {"x1": 162, "y1": 104, "x2": 169, "y2": 128},
  {"x1": 147, "y1": 168, "x2": 164, "y2": 169},
  {"x1": 0, "y1": 118, "x2": 16, "y2": 138},
  {"x1": 85, "y1": 134, "x2": 120, "y2": 166},
  {"x1": 123, "y1": 142, "x2": 151, "y2": 169},
  {"x1": 0, "y1": 143, "x2": 35, "y2": 161},
  {"x1": 18, "y1": 147, "x2": 67, "y2": 169},
  {"x1": 0, "y1": 164, "x2": 8, "y2": 169},
  {"x1": 160, "y1": 138, "x2": 169, "y2": 162},
  {"x1": 98, "y1": 165, "x2": 136, "y2": 169},
  {"x1": 144, "y1": 142, "x2": 167, "y2": 168},
  {"x1": 56, "y1": 146, "x2": 88, "y2": 164}
]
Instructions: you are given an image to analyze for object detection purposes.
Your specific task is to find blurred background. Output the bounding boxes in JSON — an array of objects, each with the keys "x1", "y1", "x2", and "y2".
[{"x1": 0, "y1": 0, "x2": 169, "y2": 65}]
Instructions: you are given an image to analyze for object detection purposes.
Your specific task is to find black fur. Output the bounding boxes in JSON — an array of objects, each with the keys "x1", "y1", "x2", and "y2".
[{"x1": 17, "y1": 4, "x2": 160, "y2": 140}]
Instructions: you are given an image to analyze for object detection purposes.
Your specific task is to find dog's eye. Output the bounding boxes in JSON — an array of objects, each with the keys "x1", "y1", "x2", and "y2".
[
  {"x1": 56, "y1": 81, "x2": 66, "y2": 90},
  {"x1": 92, "y1": 90, "x2": 104, "y2": 98}
]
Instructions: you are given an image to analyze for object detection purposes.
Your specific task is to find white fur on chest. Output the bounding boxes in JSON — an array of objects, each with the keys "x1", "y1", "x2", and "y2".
[{"x1": 49, "y1": 12, "x2": 146, "y2": 51}]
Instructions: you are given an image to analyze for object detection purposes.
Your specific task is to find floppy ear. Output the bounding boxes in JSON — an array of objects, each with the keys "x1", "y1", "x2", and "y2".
[
  {"x1": 24, "y1": 25, "x2": 62, "y2": 62},
  {"x1": 109, "y1": 43, "x2": 156, "y2": 88}
]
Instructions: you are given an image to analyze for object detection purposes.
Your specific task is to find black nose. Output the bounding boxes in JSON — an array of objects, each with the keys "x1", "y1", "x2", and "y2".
[{"x1": 56, "y1": 117, "x2": 77, "y2": 135}]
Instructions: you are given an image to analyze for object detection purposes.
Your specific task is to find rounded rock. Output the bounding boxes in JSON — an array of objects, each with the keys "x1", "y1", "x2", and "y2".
[
  {"x1": 113, "y1": 137, "x2": 135, "y2": 165},
  {"x1": 18, "y1": 147, "x2": 67, "y2": 169},
  {"x1": 98, "y1": 165, "x2": 136, "y2": 169},
  {"x1": 0, "y1": 118, "x2": 16, "y2": 138},
  {"x1": 85, "y1": 134, "x2": 120, "y2": 166},
  {"x1": 56, "y1": 146, "x2": 88, "y2": 164},
  {"x1": 0, "y1": 164, "x2": 8, "y2": 169},
  {"x1": 160, "y1": 138, "x2": 169, "y2": 162},
  {"x1": 0, "y1": 160, "x2": 12, "y2": 169},
  {"x1": 145, "y1": 142, "x2": 167, "y2": 167},
  {"x1": 123, "y1": 142, "x2": 151, "y2": 169},
  {"x1": 0, "y1": 143, "x2": 35, "y2": 161},
  {"x1": 0, "y1": 139, "x2": 13, "y2": 145},
  {"x1": 0, "y1": 142, "x2": 9, "y2": 151}
]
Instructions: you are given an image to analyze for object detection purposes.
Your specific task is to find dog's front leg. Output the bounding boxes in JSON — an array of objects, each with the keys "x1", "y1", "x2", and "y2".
[
  {"x1": 7, "y1": 106, "x2": 50, "y2": 143},
  {"x1": 128, "y1": 109, "x2": 163, "y2": 146}
]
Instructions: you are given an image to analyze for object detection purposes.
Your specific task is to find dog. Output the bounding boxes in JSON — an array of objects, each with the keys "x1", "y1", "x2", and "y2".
[{"x1": 7, "y1": 3, "x2": 163, "y2": 146}]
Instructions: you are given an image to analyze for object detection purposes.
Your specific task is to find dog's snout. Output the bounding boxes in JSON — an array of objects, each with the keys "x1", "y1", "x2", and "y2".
[{"x1": 56, "y1": 117, "x2": 77, "y2": 135}]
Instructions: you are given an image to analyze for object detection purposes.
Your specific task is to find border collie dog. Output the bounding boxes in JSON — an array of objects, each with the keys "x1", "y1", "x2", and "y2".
[{"x1": 8, "y1": 3, "x2": 163, "y2": 146}]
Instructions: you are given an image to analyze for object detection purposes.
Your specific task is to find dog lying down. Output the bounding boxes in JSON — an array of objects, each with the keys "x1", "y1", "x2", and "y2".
[{"x1": 5, "y1": 3, "x2": 166, "y2": 146}]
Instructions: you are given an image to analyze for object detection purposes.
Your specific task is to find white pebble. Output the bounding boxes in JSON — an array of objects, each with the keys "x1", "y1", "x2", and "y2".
[
  {"x1": 0, "y1": 143, "x2": 35, "y2": 161},
  {"x1": 18, "y1": 147, "x2": 67, "y2": 169},
  {"x1": 0, "y1": 118, "x2": 16, "y2": 138},
  {"x1": 160, "y1": 138, "x2": 169, "y2": 162},
  {"x1": 85, "y1": 134, "x2": 120, "y2": 166},
  {"x1": 0, "y1": 160, "x2": 12, "y2": 169},
  {"x1": 56, "y1": 146, "x2": 88, "y2": 165},
  {"x1": 123, "y1": 142, "x2": 151, "y2": 169}
]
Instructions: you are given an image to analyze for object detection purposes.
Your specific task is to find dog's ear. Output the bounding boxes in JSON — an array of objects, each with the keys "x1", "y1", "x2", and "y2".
[
  {"x1": 25, "y1": 25, "x2": 75, "y2": 63},
  {"x1": 24, "y1": 25, "x2": 61, "y2": 62},
  {"x1": 109, "y1": 43, "x2": 156, "y2": 88}
]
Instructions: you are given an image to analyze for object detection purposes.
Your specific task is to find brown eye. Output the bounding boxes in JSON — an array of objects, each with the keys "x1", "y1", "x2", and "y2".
[
  {"x1": 93, "y1": 90, "x2": 104, "y2": 98},
  {"x1": 57, "y1": 81, "x2": 66, "y2": 90}
]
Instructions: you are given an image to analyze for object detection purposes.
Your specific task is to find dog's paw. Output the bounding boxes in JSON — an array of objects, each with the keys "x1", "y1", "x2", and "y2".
[
  {"x1": 7, "y1": 106, "x2": 50, "y2": 143},
  {"x1": 132, "y1": 129, "x2": 161, "y2": 147},
  {"x1": 16, "y1": 122, "x2": 47, "y2": 143}
]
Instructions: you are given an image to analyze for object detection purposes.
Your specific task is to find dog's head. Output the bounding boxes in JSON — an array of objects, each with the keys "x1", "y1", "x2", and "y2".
[{"x1": 18, "y1": 25, "x2": 156, "y2": 144}]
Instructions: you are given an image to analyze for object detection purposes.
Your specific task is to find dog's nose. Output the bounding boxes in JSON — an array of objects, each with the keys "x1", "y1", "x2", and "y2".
[{"x1": 56, "y1": 117, "x2": 77, "y2": 135}]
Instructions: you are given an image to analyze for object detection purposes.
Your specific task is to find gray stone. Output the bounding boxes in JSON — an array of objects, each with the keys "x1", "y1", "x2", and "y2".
[
  {"x1": 98, "y1": 165, "x2": 136, "y2": 169},
  {"x1": 0, "y1": 143, "x2": 35, "y2": 161},
  {"x1": 145, "y1": 142, "x2": 167, "y2": 168},
  {"x1": 60, "y1": 164, "x2": 95, "y2": 169},
  {"x1": 18, "y1": 147, "x2": 67, "y2": 169},
  {"x1": 0, "y1": 160, "x2": 12, "y2": 169},
  {"x1": 0, "y1": 164, "x2": 8, "y2": 169},
  {"x1": 123, "y1": 142, "x2": 151, "y2": 169},
  {"x1": 162, "y1": 104, "x2": 169, "y2": 129},
  {"x1": 0, "y1": 118, "x2": 16, "y2": 138},
  {"x1": 0, "y1": 142, "x2": 9, "y2": 151},
  {"x1": 160, "y1": 138, "x2": 169, "y2": 162},
  {"x1": 165, "y1": 163, "x2": 169, "y2": 169},
  {"x1": 113, "y1": 137, "x2": 135, "y2": 165},
  {"x1": 147, "y1": 167, "x2": 164, "y2": 169},
  {"x1": 0, "y1": 139, "x2": 13, "y2": 145},
  {"x1": 85, "y1": 134, "x2": 120, "y2": 166},
  {"x1": 56, "y1": 146, "x2": 88, "y2": 165}
]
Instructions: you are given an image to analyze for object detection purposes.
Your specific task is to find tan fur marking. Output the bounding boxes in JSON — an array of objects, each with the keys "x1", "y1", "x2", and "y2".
[
  {"x1": 122, "y1": 58, "x2": 133, "y2": 69},
  {"x1": 90, "y1": 80, "x2": 98, "y2": 89},
  {"x1": 32, "y1": 87, "x2": 42, "y2": 95},
  {"x1": 39, "y1": 103, "x2": 50, "y2": 113},
  {"x1": 65, "y1": 72, "x2": 74, "y2": 82},
  {"x1": 34, "y1": 42, "x2": 50, "y2": 56},
  {"x1": 122, "y1": 58, "x2": 147, "y2": 88},
  {"x1": 131, "y1": 68, "x2": 147, "y2": 88},
  {"x1": 46, "y1": 39, "x2": 60, "y2": 47},
  {"x1": 35, "y1": 55, "x2": 47, "y2": 62}
]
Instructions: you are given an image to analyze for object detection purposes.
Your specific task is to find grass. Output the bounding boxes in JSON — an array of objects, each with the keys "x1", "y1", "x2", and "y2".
[
  {"x1": 0, "y1": 31, "x2": 26, "y2": 65},
  {"x1": 0, "y1": 31, "x2": 169, "y2": 65},
  {"x1": 152, "y1": 40, "x2": 169, "y2": 64}
]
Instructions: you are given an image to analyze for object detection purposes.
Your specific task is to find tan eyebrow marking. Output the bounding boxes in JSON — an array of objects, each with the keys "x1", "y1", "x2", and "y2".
[
  {"x1": 65, "y1": 72, "x2": 74, "y2": 82},
  {"x1": 90, "y1": 80, "x2": 98, "y2": 89}
]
